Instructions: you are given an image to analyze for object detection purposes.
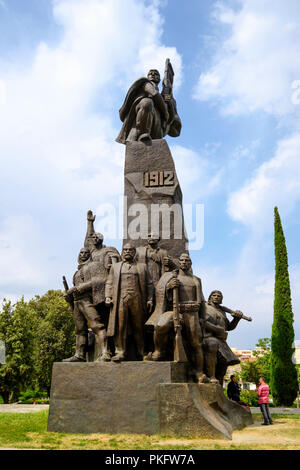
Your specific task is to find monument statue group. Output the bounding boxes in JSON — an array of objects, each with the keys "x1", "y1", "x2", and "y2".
[{"x1": 48, "y1": 60, "x2": 253, "y2": 438}]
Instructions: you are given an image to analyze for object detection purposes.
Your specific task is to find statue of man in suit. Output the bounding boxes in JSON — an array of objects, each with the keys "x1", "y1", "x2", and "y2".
[{"x1": 105, "y1": 243, "x2": 154, "y2": 362}]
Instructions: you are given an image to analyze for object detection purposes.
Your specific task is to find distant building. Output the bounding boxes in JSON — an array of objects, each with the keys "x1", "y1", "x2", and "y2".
[
  {"x1": 224, "y1": 345, "x2": 300, "y2": 390},
  {"x1": 293, "y1": 345, "x2": 300, "y2": 365}
]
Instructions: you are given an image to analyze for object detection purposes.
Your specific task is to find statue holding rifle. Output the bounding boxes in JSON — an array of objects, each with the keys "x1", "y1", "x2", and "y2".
[
  {"x1": 201, "y1": 290, "x2": 252, "y2": 385},
  {"x1": 146, "y1": 253, "x2": 208, "y2": 383},
  {"x1": 116, "y1": 59, "x2": 182, "y2": 144},
  {"x1": 62, "y1": 247, "x2": 111, "y2": 362}
]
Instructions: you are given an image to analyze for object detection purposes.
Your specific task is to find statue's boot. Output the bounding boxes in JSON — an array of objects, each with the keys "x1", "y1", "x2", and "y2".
[
  {"x1": 63, "y1": 334, "x2": 86, "y2": 362},
  {"x1": 209, "y1": 377, "x2": 219, "y2": 384},
  {"x1": 195, "y1": 371, "x2": 209, "y2": 384},
  {"x1": 94, "y1": 329, "x2": 111, "y2": 362},
  {"x1": 205, "y1": 355, "x2": 218, "y2": 384},
  {"x1": 111, "y1": 353, "x2": 125, "y2": 362},
  {"x1": 151, "y1": 350, "x2": 164, "y2": 361}
]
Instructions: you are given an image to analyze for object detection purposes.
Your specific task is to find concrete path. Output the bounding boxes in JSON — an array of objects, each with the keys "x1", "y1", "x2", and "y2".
[
  {"x1": 0, "y1": 404, "x2": 49, "y2": 413},
  {"x1": 0, "y1": 404, "x2": 299, "y2": 415},
  {"x1": 250, "y1": 407, "x2": 300, "y2": 414}
]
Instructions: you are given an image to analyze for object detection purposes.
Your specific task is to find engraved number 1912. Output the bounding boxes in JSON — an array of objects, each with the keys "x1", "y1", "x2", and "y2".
[{"x1": 144, "y1": 170, "x2": 174, "y2": 187}]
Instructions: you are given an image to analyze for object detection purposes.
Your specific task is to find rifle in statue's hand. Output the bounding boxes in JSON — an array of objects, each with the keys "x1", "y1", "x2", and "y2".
[
  {"x1": 220, "y1": 306, "x2": 252, "y2": 322},
  {"x1": 162, "y1": 58, "x2": 174, "y2": 102},
  {"x1": 172, "y1": 272, "x2": 188, "y2": 363},
  {"x1": 62, "y1": 275, "x2": 74, "y2": 310}
]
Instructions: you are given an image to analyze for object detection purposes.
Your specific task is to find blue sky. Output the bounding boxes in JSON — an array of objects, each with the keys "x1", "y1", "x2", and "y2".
[{"x1": 0, "y1": 0, "x2": 300, "y2": 348}]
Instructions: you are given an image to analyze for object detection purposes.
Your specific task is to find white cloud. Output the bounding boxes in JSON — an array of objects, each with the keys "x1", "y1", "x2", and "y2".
[
  {"x1": 0, "y1": 0, "x2": 182, "y2": 300},
  {"x1": 0, "y1": 215, "x2": 47, "y2": 289},
  {"x1": 227, "y1": 133, "x2": 300, "y2": 231},
  {"x1": 194, "y1": 0, "x2": 300, "y2": 119},
  {"x1": 170, "y1": 144, "x2": 223, "y2": 201}
]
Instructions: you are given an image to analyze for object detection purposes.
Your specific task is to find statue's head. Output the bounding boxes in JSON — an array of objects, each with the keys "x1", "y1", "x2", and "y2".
[
  {"x1": 90, "y1": 232, "x2": 104, "y2": 248},
  {"x1": 147, "y1": 232, "x2": 160, "y2": 248},
  {"x1": 208, "y1": 290, "x2": 223, "y2": 305},
  {"x1": 78, "y1": 247, "x2": 90, "y2": 264},
  {"x1": 122, "y1": 243, "x2": 136, "y2": 262},
  {"x1": 178, "y1": 253, "x2": 192, "y2": 272},
  {"x1": 147, "y1": 69, "x2": 160, "y2": 84}
]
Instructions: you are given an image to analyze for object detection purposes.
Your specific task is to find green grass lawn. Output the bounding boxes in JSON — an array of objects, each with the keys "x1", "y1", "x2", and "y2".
[{"x1": 0, "y1": 411, "x2": 299, "y2": 450}]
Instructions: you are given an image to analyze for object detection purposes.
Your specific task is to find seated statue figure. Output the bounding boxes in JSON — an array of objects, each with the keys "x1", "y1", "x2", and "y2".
[
  {"x1": 201, "y1": 290, "x2": 243, "y2": 385},
  {"x1": 146, "y1": 253, "x2": 208, "y2": 384},
  {"x1": 116, "y1": 60, "x2": 181, "y2": 144}
]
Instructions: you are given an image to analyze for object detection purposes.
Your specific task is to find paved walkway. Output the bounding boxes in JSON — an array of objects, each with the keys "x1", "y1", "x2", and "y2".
[
  {"x1": 250, "y1": 407, "x2": 300, "y2": 414},
  {"x1": 0, "y1": 404, "x2": 299, "y2": 415},
  {"x1": 0, "y1": 404, "x2": 49, "y2": 413}
]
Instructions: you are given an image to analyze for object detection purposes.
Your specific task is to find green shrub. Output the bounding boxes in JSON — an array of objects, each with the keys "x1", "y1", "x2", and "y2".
[
  {"x1": 240, "y1": 390, "x2": 259, "y2": 406},
  {"x1": 18, "y1": 389, "x2": 48, "y2": 403}
]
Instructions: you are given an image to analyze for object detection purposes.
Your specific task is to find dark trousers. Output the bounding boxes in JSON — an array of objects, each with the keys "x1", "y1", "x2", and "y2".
[
  {"x1": 116, "y1": 293, "x2": 145, "y2": 358},
  {"x1": 259, "y1": 403, "x2": 273, "y2": 424}
]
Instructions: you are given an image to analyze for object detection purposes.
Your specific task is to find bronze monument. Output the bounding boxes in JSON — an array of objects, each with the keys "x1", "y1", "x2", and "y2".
[
  {"x1": 202, "y1": 290, "x2": 252, "y2": 385},
  {"x1": 116, "y1": 60, "x2": 181, "y2": 144},
  {"x1": 105, "y1": 243, "x2": 154, "y2": 362},
  {"x1": 63, "y1": 247, "x2": 111, "y2": 362},
  {"x1": 48, "y1": 59, "x2": 253, "y2": 438}
]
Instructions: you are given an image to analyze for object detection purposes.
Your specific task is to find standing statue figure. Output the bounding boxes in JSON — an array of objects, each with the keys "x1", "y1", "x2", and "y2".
[
  {"x1": 201, "y1": 290, "x2": 244, "y2": 385},
  {"x1": 136, "y1": 233, "x2": 175, "y2": 287},
  {"x1": 116, "y1": 59, "x2": 181, "y2": 144},
  {"x1": 63, "y1": 247, "x2": 111, "y2": 362},
  {"x1": 105, "y1": 243, "x2": 154, "y2": 362},
  {"x1": 146, "y1": 253, "x2": 207, "y2": 384},
  {"x1": 85, "y1": 210, "x2": 120, "y2": 268}
]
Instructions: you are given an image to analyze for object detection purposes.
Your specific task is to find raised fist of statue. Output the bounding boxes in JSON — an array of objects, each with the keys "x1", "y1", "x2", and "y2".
[
  {"x1": 87, "y1": 210, "x2": 96, "y2": 222},
  {"x1": 167, "y1": 277, "x2": 180, "y2": 290}
]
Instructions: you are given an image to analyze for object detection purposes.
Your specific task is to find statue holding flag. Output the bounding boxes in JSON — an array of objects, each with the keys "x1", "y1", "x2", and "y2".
[{"x1": 116, "y1": 59, "x2": 182, "y2": 144}]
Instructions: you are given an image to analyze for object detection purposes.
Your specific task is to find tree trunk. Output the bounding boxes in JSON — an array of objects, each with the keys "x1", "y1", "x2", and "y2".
[{"x1": 1, "y1": 392, "x2": 9, "y2": 404}]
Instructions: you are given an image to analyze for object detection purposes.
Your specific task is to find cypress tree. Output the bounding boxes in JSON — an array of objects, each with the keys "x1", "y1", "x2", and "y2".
[{"x1": 270, "y1": 207, "x2": 298, "y2": 406}]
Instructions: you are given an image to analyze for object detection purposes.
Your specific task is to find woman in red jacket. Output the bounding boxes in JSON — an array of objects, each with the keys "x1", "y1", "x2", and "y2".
[{"x1": 257, "y1": 377, "x2": 273, "y2": 425}]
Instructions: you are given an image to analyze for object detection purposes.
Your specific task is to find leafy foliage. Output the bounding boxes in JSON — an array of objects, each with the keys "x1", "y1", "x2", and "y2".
[
  {"x1": 29, "y1": 290, "x2": 75, "y2": 394},
  {"x1": 0, "y1": 291, "x2": 75, "y2": 401},
  {"x1": 240, "y1": 338, "x2": 271, "y2": 386},
  {"x1": 240, "y1": 360, "x2": 263, "y2": 386},
  {"x1": 270, "y1": 208, "x2": 298, "y2": 406},
  {"x1": 0, "y1": 299, "x2": 37, "y2": 403},
  {"x1": 239, "y1": 390, "x2": 259, "y2": 407}
]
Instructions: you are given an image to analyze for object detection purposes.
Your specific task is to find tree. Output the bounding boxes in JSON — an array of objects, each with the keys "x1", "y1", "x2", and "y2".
[
  {"x1": 252, "y1": 338, "x2": 271, "y2": 384},
  {"x1": 0, "y1": 299, "x2": 37, "y2": 403},
  {"x1": 29, "y1": 290, "x2": 75, "y2": 395},
  {"x1": 240, "y1": 360, "x2": 264, "y2": 386},
  {"x1": 270, "y1": 207, "x2": 298, "y2": 406},
  {"x1": 240, "y1": 338, "x2": 271, "y2": 386}
]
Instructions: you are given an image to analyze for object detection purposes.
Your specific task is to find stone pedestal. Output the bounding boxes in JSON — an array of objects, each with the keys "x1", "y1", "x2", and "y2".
[
  {"x1": 123, "y1": 139, "x2": 188, "y2": 258},
  {"x1": 47, "y1": 362, "x2": 252, "y2": 438}
]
